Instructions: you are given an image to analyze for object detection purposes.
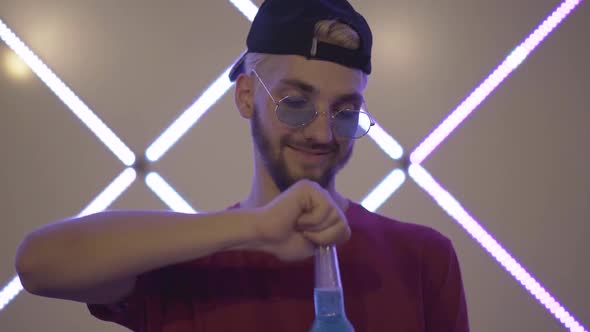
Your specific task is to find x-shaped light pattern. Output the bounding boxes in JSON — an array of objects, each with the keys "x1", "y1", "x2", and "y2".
[{"x1": 0, "y1": 0, "x2": 586, "y2": 330}]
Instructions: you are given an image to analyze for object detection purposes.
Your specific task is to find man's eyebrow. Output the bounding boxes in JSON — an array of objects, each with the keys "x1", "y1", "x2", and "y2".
[
  {"x1": 278, "y1": 79, "x2": 316, "y2": 94},
  {"x1": 278, "y1": 78, "x2": 365, "y2": 104},
  {"x1": 334, "y1": 93, "x2": 365, "y2": 105}
]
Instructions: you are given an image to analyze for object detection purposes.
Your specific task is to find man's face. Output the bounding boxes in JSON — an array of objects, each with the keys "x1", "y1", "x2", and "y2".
[{"x1": 250, "y1": 55, "x2": 367, "y2": 192}]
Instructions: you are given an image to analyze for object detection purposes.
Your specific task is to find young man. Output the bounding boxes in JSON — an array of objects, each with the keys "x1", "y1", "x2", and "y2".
[{"x1": 15, "y1": 0, "x2": 469, "y2": 331}]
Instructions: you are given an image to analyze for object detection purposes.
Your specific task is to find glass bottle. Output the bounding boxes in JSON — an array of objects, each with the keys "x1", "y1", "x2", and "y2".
[{"x1": 309, "y1": 245, "x2": 355, "y2": 332}]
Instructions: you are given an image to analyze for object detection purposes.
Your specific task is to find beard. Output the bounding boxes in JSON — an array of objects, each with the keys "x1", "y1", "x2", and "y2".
[{"x1": 250, "y1": 105, "x2": 353, "y2": 192}]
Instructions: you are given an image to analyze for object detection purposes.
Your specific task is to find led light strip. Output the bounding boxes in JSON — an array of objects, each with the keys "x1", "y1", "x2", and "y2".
[
  {"x1": 0, "y1": 277, "x2": 22, "y2": 312},
  {"x1": 79, "y1": 168, "x2": 137, "y2": 217},
  {"x1": 410, "y1": 0, "x2": 582, "y2": 165},
  {"x1": 0, "y1": 19, "x2": 136, "y2": 166},
  {"x1": 0, "y1": 21, "x2": 146, "y2": 311},
  {"x1": 227, "y1": 0, "x2": 258, "y2": 22},
  {"x1": 408, "y1": 164, "x2": 586, "y2": 332},
  {"x1": 145, "y1": 172, "x2": 198, "y2": 213},
  {"x1": 405, "y1": 1, "x2": 586, "y2": 330},
  {"x1": 0, "y1": 13, "x2": 205, "y2": 312},
  {"x1": 145, "y1": 65, "x2": 235, "y2": 162},
  {"x1": 360, "y1": 168, "x2": 406, "y2": 212},
  {"x1": 365, "y1": 121, "x2": 404, "y2": 160},
  {"x1": 0, "y1": 168, "x2": 137, "y2": 311}
]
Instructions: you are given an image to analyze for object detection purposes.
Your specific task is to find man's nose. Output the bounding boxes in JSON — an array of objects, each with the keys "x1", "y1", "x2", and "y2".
[{"x1": 301, "y1": 109, "x2": 333, "y2": 143}]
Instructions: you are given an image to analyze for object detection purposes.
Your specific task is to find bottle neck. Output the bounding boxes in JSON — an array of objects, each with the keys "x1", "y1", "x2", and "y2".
[
  {"x1": 314, "y1": 246, "x2": 342, "y2": 288},
  {"x1": 314, "y1": 246, "x2": 346, "y2": 317},
  {"x1": 314, "y1": 287, "x2": 346, "y2": 316}
]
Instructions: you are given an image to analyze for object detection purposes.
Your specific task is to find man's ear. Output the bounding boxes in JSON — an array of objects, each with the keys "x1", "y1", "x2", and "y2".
[{"x1": 234, "y1": 73, "x2": 255, "y2": 119}]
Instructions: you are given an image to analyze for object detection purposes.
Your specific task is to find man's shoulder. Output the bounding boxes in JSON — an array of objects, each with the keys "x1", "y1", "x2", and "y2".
[{"x1": 347, "y1": 200, "x2": 451, "y2": 247}]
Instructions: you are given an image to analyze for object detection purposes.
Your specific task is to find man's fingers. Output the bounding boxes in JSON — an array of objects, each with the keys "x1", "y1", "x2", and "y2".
[
  {"x1": 296, "y1": 206, "x2": 339, "y2": 232},
  {"x1": 302, "y1": 221, "x2": 351, "y2": 247}
]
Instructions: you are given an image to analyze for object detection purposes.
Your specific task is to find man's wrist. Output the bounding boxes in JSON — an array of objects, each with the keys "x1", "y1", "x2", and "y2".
[{"x1": 224, "y1": 208, "x2": 266, "y2": 252}]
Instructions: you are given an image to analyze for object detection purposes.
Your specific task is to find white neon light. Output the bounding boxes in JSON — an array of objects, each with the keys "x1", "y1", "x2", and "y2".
[
  {"x1": 145, "y1": 172, "x2": 198, "y2": 213},
  {"x1": 410, "y1": 0, "x2": 582, "y2": 165},
  {"x1": 365, "y1": 121, "x2": 404, "y2": 160},
  {"x1": 78, "y1": 168, "x2": 137, "y2": 217},
  {"x1": 145, "y1": 66, "x2": 235, "y2": 162},
  {"x1": 408, "y1": 164, "x2": 587, "y2": 332},
  {"x1": 361, "y1": 168, "x2": 406, "y2": 212},
  {"x1": 228, "y1": 0, "x2": 258, "y2": 22},
  {"x1": 0, "y1": 277, "x2": 23, "y2": 311},
  {"x1": 0, "y1": 19, "x2": 136, "y2": 166}
]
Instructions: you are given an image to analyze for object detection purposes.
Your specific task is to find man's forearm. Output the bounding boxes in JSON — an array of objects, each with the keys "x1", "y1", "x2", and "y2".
[{"x1": 15, "y1": 208, "x2": 260, "y2": 295}]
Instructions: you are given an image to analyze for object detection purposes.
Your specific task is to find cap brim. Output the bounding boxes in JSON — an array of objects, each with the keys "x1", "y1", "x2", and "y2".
[{"x1": 229, "y1": 51, "x2": 248, "y2": 82}]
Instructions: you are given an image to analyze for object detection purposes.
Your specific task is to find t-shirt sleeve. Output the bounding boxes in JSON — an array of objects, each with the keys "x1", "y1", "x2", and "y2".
[
  {"x1": 421, "y1": 232, "x2": 470, "y2": 332},
  {"x1": 86, "y1": 274, "x2": 150, "y2": 331}
]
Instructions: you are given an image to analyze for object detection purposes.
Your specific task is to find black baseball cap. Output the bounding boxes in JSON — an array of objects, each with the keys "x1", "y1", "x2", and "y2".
[{"x1": 228, "y1": 0, "x2": 372, "y2": 82}]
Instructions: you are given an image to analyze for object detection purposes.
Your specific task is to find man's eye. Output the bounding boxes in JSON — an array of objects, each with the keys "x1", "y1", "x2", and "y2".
[
  {"x1": 282, "y1": 96, "x2": 309, "y2": 109},
  {"x1": 336, "y1": 110, "x2": 359, "y2": 120},
  {"x1": 338, "y1": 103, "x2": 362, "y2": 112}
]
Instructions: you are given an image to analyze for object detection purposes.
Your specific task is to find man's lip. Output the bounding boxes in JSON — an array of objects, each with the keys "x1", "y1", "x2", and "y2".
[{"x1": 287, "y1": 145, "x2": 333, "y2": 155}]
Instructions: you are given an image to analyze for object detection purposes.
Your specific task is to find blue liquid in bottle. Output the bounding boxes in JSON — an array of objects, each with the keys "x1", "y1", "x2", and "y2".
[
  {"x1": 309, "y1": 288, "x2": 355, "y2": 332},
  {"x1": 309, "y1": 246, "x2": 355, "y2": 332}
]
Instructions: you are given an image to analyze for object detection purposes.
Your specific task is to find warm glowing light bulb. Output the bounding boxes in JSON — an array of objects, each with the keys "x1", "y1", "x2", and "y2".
[{"x1": 2, "y1": 48, "x2": 31, "y2": 80}]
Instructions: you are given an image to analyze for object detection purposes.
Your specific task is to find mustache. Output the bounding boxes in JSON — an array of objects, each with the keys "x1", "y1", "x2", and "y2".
[{"x1": 282, "y1": 139, "x2": 338, "y2": 153}]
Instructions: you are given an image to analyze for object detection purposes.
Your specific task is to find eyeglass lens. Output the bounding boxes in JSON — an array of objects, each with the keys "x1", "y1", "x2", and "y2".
[{"x1": 276, "y1": 97, "x2": 371, "y2": 138}]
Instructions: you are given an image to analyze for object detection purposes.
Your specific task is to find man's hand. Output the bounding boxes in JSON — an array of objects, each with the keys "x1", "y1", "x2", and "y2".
[{"x1": 253, "y1": 180, "x2": 351, "y2": 261}]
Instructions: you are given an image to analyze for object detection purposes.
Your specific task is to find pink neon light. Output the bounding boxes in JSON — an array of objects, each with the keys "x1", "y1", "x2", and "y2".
[
  {"x1": 408, "y1": 164, "x2": 587, "y2": 332},
  {"x1": 410, "y1": 0, "x2": 582, "y2": 165}
]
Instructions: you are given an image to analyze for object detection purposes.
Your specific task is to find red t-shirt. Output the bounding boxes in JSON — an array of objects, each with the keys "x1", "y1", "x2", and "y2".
[{"x1": 88, "y1": 201, "x2": 469, "y2": 331}]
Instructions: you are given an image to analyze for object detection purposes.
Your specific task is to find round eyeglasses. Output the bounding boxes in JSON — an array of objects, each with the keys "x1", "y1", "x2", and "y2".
[{"x1": 252, "y1": 69, "x2": 375, "y2": 139}]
